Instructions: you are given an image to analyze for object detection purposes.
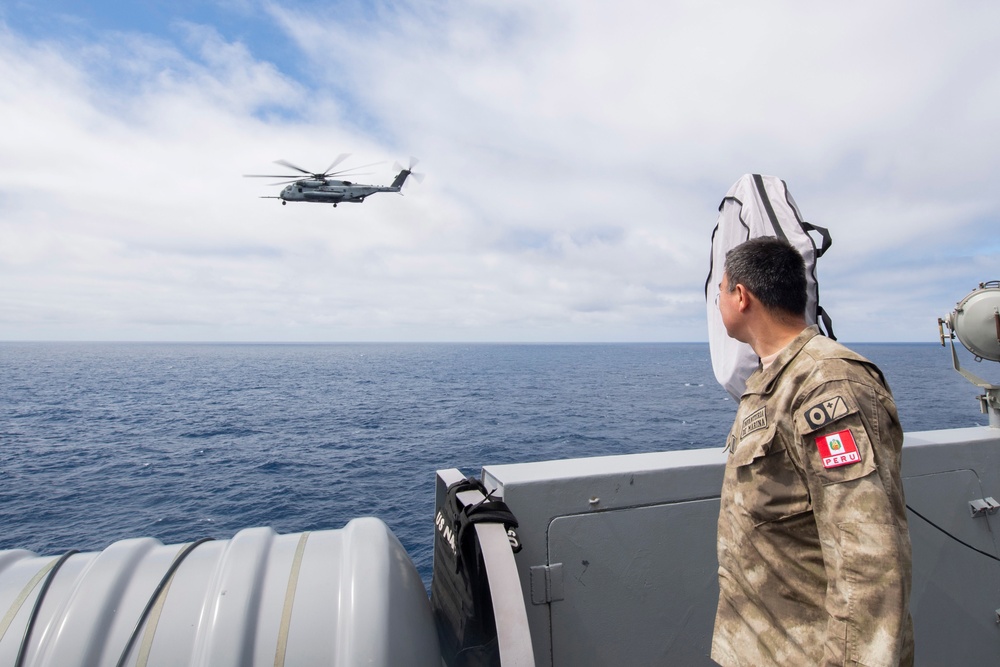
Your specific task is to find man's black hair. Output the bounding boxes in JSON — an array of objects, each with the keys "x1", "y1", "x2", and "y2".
[{"x1": 724, "y1": 237, "x2": 807, "y2": 318}]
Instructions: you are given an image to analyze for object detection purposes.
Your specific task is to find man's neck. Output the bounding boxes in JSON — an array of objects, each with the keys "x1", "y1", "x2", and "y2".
[{"x1": 747, "y1": 319, "x2": 807, "y2": 359}]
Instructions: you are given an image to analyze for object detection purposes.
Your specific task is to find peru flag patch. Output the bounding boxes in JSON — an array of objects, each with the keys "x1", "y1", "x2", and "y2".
[{"x1": 815, "y1": 429, "x2": 861, "y2": 469}]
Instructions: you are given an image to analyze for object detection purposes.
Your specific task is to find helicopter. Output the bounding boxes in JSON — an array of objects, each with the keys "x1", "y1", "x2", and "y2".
[{"x1": 244, "y1": 155, "x2": 422, "y2": 206}]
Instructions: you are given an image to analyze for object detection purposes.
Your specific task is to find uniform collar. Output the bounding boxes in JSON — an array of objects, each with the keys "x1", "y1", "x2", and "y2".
[{"x1": 743, "y1": 325, "x2": 820, "y2": 397}]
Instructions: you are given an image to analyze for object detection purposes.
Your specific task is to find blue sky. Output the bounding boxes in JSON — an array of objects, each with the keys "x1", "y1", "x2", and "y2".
[{"x1": 1, "y1": 1, "x2": 999, "y2": 342}]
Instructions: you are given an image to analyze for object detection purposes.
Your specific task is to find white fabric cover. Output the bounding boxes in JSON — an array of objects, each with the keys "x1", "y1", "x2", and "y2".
[{"x1": 706, "y1": 174, "x2": 822, "y2": 399}]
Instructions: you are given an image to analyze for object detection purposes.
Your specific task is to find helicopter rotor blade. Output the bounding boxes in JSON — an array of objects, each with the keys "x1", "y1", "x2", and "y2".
[
  {"x1": 273, "y1": 159, "x2": 313, "y2": 175},
  {"x1": 326, "y1": 172, "x2": 375, "y2": 179},
  {"x1": 323, "y1": 153, "x2": 351, "y2": 175},
  {"x1": 248, "y1": 155, "x2": 410, "y2": 189},
  {"x1": 247, "y1": 177, "x2": 310, "y2": 186},
  {"x1": 324, "y1": 160, "x2": 386, "y2": 177}
]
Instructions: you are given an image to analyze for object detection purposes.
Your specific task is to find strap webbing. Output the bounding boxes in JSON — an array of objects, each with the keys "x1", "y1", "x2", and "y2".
[
  {"x1": 273, "y1": 532, "x2": 310, "y2": 667},
  {"x1": 752, "y1": 174, "x2": 786, "y2": 240},
  {"x1": 0, "y1": 557, "x2": 59, "y2": 644}
]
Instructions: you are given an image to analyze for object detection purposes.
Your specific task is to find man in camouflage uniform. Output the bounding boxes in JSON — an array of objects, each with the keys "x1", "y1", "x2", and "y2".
[{"x1": 711, "y1": 237, "x2": 913, "y2": 666}]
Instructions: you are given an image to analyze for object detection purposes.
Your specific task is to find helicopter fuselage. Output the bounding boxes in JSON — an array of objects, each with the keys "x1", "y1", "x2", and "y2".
[
  {"x1": 280, "y1": 180, "x2": 395, "y2": 205},
  {"x1": 278, "y1": 169, "x2": 411, "y2": 206}
]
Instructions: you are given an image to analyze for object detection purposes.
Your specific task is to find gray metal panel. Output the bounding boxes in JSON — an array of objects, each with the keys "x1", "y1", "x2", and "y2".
[
  {"x1": 548, "y1": 499, "x2": 719, "y2": 666},
  {"x1": 901, "y1": 432, "x2": 1000, "y2": 664},
  {"x1": 482, "y1": 449, "x2": 726, "y2": 667},
  {"x1": 907, "y1": 471, "x2": 1000, "y2": 664},
  {"x1": 905, "y1": 470, "x2": 998, "y2": 556},
  {"x1": 481, "y1": 427, "x2": 1000, "y2": 667}
]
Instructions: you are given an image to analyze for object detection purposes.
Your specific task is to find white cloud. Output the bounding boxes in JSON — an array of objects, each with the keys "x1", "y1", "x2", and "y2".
[{"x1": 1, "y1": 1, "x2": 998, "y2": 341}]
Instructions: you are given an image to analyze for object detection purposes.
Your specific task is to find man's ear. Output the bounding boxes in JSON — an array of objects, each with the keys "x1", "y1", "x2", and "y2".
[{"x1": 734, "y1": 284, "x2": 753, "y2": 313}]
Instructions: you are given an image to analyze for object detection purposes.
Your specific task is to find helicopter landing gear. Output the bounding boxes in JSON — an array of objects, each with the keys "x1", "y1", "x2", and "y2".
[
  {"x1": 282, "y1": 201, "x2": 286, "y2": 205},
  {"x1": 333, "y1": 203, "x2": 338, "y2": 207}
]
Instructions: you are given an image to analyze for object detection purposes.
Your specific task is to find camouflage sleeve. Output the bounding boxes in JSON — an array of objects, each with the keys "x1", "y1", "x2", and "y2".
[{"x1": 792, "y1": 381, "x2": 911, "y2": 666}]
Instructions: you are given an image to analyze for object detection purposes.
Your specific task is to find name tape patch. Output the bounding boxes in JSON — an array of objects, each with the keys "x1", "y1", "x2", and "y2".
[
  {"x1": 815, "y1": 429, "x2": 861, "y2": 469},
  {"x1": 805, "y1": 395, "x2": 849, "y2": 429},
  {"x1": 740, "y1": 407, "x2": 767, "y2": 439}
]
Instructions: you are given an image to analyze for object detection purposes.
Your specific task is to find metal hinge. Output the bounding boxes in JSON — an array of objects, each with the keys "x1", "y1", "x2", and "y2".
[
  {"x1": 529, "y1": 563, "x2": 564, "y2": 605},
  {"x1": 969, "y1": 497, "x2": 1000, "y2": 518}
]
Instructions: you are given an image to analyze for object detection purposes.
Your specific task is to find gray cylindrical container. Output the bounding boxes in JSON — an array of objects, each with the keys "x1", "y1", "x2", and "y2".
[{"x1": 0, "y1": 518, "x2": 441, "y2": 666}]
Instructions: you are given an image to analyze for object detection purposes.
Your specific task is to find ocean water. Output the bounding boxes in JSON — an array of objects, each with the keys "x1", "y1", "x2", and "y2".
[{"x1": 0, "y1": 341, "x2": 990, "y2": 583}]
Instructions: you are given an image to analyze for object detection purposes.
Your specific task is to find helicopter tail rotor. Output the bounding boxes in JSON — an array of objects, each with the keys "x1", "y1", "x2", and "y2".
[{"x1": 392, "y1": 157, "x2": 425, "y2": 188}]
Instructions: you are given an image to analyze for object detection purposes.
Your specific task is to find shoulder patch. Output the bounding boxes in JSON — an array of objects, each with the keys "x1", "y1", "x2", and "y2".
[
  {"x1": 804, "y1": 395, "x2": 849, "y2": 430},
  {"x1": 815, "y1": 429, "x2": 861, "y2": 468},
  {"x1": 740, "y1": 407, "x2": 767, "y2": 439}
]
